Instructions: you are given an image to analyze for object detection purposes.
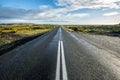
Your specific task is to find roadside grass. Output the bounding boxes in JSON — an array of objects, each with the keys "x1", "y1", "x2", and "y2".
[
  {"x1": 63, "y1": 25, "x2": 120, "y2": 37},
  {"x1": 16, "y1": 29, "x2": 51, "y2": 36},
  {"x1": 0, "y1": 24, "x2": 57, "y2": 54}
]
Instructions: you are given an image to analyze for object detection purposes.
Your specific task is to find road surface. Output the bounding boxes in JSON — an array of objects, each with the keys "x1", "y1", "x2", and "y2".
[{"x1": 0, "y1": 27, "x2": 120, "y2": 80}]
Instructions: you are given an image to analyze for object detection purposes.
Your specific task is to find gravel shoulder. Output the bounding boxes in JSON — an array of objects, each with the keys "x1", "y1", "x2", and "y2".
[{"x1": 73, "y1": 32, "x2": 120, "y2": 58}]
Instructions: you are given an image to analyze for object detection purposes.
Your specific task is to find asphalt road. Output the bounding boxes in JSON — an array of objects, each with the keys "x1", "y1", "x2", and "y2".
[{"x1": 0, "y1": 27, "x2": 120, "y2": 80}]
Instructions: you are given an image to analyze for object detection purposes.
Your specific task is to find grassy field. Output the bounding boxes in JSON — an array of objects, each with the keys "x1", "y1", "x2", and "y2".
[
  {"x1": 0, "y1": 24, "x2": 57, "y2": 54},
  {"x1": 63, "y1": 25, "x2": 120, "y2": 37}
]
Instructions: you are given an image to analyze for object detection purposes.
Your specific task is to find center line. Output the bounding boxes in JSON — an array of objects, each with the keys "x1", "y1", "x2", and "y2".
[
  {"x1": 55, "y1": 28, "x2": 68, "y2": 80},
  {"x1": 55, "y1": 41, "x2": 61, "y2": 80},
  {"x1": 61, "y1": 41, "x2": 68, "y2": 80}
]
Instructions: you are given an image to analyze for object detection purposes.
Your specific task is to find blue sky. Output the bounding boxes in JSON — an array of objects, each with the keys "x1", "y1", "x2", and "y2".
[{"x1": 0, "y1": 0, "x2": 120, "y2": 24}]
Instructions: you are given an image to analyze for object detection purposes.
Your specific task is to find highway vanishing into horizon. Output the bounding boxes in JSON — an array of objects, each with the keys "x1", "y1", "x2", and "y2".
[{"x1": 0, "y1": 27, "x2": 120, "y2": 80}]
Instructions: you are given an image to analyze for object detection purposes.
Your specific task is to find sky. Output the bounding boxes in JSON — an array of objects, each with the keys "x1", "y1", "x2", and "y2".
[{"x1": 0, "y1": 0, "x2": 120, "y2": 24}]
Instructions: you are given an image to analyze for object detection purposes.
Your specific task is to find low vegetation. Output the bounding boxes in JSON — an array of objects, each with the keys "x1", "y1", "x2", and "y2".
[
  {"x1": 63, "y1": 25, "x2": 120, "y2": 37},
  {"x1": 0, "y1": 23, "x2": 57, "y2": 54}
]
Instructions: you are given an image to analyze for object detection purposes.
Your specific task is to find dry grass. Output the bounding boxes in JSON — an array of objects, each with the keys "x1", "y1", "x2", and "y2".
[{"x1": 0, "y1": 24, "x2": 56, "y2": 47}]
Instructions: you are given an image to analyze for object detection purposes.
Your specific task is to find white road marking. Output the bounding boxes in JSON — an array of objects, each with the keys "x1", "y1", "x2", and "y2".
[
  {"x1": 59, "y1": 28, "x2": 62, "y2": 40},
  {"x1": 55, "y1": 41, "x2": 61, "y2": 80},
  {"x1": 55, "y1": 28, "x2": 68, "y2": 80},
  {"x1": 59, "y1": 28, "x2": 61, "y2": 33},
  {"x1": 61, "y1": 41, "x2": 68, "y2": 80}
]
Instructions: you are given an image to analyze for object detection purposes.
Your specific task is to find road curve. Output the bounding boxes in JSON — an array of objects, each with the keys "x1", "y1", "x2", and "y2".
[{"x1": 0, "y1": 27, "x2": 120, "y2": 80}]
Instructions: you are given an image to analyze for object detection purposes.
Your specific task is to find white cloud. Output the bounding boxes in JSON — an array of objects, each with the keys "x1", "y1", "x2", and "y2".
[
  {"x1": 103, "y1": 12, "x2": 119, "y2": 16},
  {"x1": 35, "y1": 8, "x2": 89, "y2": 20},
  {"x1": 56, "y1": 0, "x2": 120, "y2": 9},
  {"x1": 66, "y1": 13, "x2": 89, "y2": 18},
  {"x1": 35, "y1": 8, "x2": 65, "y2": 19},
  {"x1": 39, "y1": 5, "x2": 52, "y2": 10},
  {"x1": 0, "y1": 1, "x2": 120, "y2": 24}
]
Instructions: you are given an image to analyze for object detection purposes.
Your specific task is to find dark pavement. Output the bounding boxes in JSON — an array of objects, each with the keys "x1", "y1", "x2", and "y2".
[{"x1": 0, "y1": 27, "x2": 120, "y2": 80}]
